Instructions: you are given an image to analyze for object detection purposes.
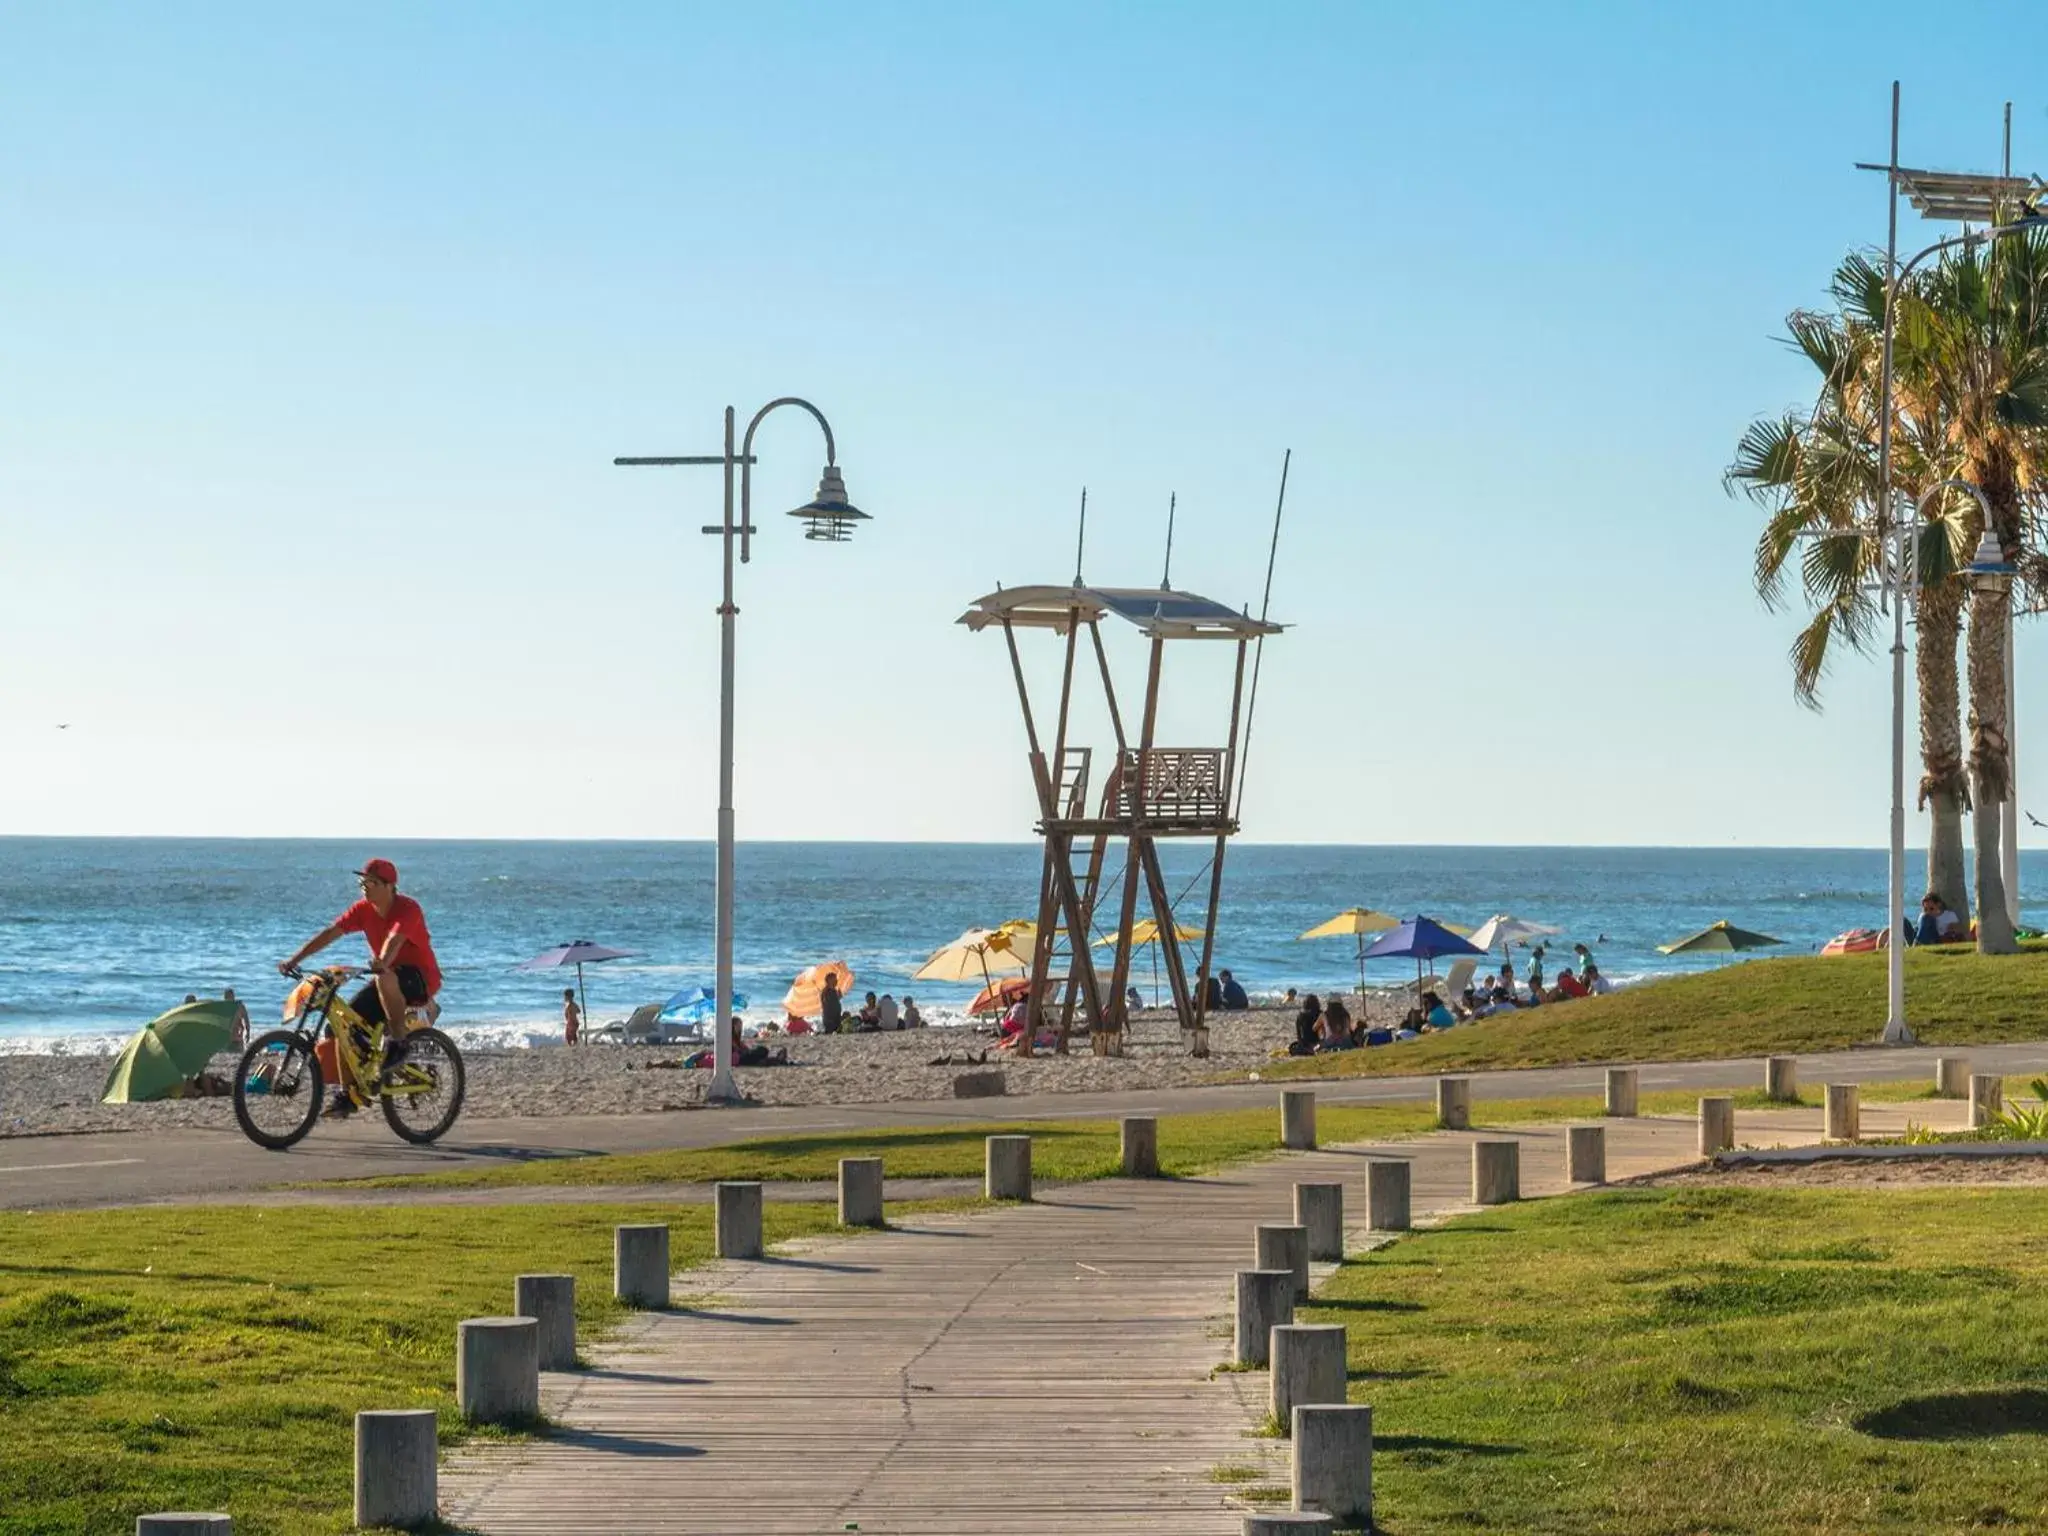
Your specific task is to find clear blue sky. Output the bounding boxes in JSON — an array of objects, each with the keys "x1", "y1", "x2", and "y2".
[{"x1": 5, "y1": 1, "x2": 2047, "y2": 846}]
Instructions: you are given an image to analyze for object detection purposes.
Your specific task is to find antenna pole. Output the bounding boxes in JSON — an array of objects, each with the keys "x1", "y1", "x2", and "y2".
[
  {"x1": 1073, "y1": 488, "x2": 1089, "y2": 586},
  {"x1": 1233, "y1": 449, "x2": 1292, "y2": 821},
  {"x1": 1161, "y1": 492, "x2": 1177, "y2": 588}
]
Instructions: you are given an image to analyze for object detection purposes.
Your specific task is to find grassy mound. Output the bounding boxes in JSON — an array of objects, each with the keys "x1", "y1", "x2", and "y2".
[
  {"x1": 1261, "y1": 945, "x2": 2048, "y2": 1081},
  {"x1": 1301, "y1": 1184, "x2": 2048, "y2": 1533}
]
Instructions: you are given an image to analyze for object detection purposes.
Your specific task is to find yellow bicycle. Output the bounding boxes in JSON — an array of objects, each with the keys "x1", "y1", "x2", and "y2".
[{"x1": 233, "y1": 965, "x2": 466, "y2": 1150}]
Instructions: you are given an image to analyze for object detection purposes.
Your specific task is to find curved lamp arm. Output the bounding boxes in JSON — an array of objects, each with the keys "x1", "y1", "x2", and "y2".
[{"x1": 738, "y1": 397, "x2": 839, "y2": 564}]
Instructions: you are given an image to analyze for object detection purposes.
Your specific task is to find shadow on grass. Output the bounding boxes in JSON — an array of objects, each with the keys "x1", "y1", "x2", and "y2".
[
  {"x1": 1309, "y1": 1297, "x2": 1425, "y2": 1315},
  {"x1": 1350, "y1": 1367, "x2": 1437, "y2": 1382},
  {"x1": 1377, "y1": 1433, "x2": 1521, "y2": 1457},
  {"x1": 1855, "y1": 1388, "x2": 2048, "y2": 1441}
]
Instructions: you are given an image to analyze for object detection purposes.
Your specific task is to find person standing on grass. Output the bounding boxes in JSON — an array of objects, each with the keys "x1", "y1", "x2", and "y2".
[{"x1": 562, "y1": 987, "x2": 581, "y2": 1046}]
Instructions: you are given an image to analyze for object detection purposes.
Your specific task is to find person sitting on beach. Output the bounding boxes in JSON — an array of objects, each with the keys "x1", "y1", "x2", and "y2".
[
  {"x1": 279, "y1": 856, "x2": 442, "y2": 1117},
  {"x1": 1204, "y1": 972, "x2": 1225, "y2": 1010},
  {"x1": 1321, "y1": 996, "x2": 1356, "y2": 1049},
  {"x1": 561, "y1": 988, "x2": 581, "y2": 1046},
  {"x1": 1458, "y1": 985, "x2": 1485, "y2": 1020},
  {"x1": 1582, "y1": 962, "x2": 1613, "y2": 996},
  {"x1": 1554, "y1": 968, "x2": 1588, "y2": 1000},
  {"x1": 1219, "y1": 969, "x2": 1249, "y2": 1011},
  {"x1": 819, "y1": 974, "x2": 845, "y2": 1035},
  {"x1": 1290, "y1": 994, "x2": 1322, "y2": 1056},
  {"x1": 1913, "y1": 893, "x2": 1963, "y2": 945},
  {"x1": 877, "y1": 993, "x2": 900, "y2": 1031},
  {"x1": 1283, "y1": 987, "x2": 1298, "y2": 1006},
  {"x1": 901, "y1": 996, "x2": 924, "y2": 1029},
  {"x1": 1126, "y1": 985, "x2": 1145, "y2": 1014},
  {"x1": 728, "y1": 1017, "x2": 786, "y2": 1067},
  {"x1": 856, "y1": 992, "x2": 881, "y2": 1031},
  {"x1": 785, "y1": 1011, "x2": 813, "y2": 1035},
  {"x1": 1420, "y1": 991, "x2": 1456, "y2": 1030},
  {"x1": 1000, "y1": 997, "x2": 1029, "y2": 1037}
]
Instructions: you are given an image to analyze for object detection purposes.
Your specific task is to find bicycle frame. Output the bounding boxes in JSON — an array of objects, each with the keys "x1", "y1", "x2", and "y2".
[{"x1": 282, "y1": 968, "x2": 434, "y2": 1103}]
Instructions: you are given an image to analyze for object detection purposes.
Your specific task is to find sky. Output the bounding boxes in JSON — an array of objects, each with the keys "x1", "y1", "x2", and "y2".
[{"x1": 5, "y1": 0, "x2": 2048, "y2": 847}]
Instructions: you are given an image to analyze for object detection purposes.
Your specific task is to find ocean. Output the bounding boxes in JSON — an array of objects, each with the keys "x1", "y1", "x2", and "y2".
[{"x1": 0, "y1": 837, "x2": 2029, "y2": 1053}]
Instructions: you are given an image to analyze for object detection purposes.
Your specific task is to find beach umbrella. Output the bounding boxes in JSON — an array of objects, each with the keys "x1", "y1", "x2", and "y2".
[
  {"x1": 913, "y1": 928, "x2": 1033, "y2": 995},
  {"x1": 657, "y1": 986, "x2": 750, "y2": 1026},
  {"x1": 783, "y1": 960, "x2": 856, "y2": 1020},
  {"x1": 1658, "y1": 921, "x2": 1784, "y2": 955},
  {"x1": 516, "y1": 940, "x2": 638, "y2": 1030},
  {"x1": 1361, "y1": 915, "x2": 1487, "y2": 984},
  {"x1": 102, "y1": 999, "x2": 240, "y2": 1104},
  {"x1": 1298, "y1": 907, "x2": 1401, "y2": 994},
  {"x1": 1467, "y1": 914, "x2": 1562, "y2": 959},
  {"x1": 1093, "y1": 919, "x2": 1205, "y2": 1006},
  {"x1": 969, "y1": 975, "x2": 1034, "y2": 1016}
]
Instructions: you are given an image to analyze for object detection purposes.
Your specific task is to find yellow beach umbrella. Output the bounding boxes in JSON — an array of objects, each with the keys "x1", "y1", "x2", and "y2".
[{"x1": 1298, "y1": 907, "x2": 1400, "y2": 994}]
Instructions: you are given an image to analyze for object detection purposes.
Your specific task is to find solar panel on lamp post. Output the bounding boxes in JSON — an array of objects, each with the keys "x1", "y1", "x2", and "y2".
[{"x1": 616, "y1": 399, "x2": 868, "y2": 1103}]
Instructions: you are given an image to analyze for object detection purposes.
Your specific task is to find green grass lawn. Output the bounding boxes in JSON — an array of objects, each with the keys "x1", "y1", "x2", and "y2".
[
  {"x1": 0, "y1": 1201, "x2": 858, "y2": 1536},
  {"x1": 1260, "y1": 944, "x2": 2048, "y2": 1082},
  {"x1": 326, "y1": 1078, "x2": 1994, "y2": 1195},
  {"x1": 1297, "y1": 1185, "x2": 2048, "y2": 1534}
]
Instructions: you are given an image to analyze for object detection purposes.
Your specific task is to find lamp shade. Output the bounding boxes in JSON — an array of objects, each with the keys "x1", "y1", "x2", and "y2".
[
  {"x1": 789, "y1": 464, "x2": 870, "y2": 542},
  {"x1": 1966, "y1": 528, "x2": 2015, "y2": 586}
]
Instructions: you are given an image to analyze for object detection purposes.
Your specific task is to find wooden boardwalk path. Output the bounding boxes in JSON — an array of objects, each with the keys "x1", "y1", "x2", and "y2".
[{"x1": 441, "y1": 1098, "x2": 1964, "y2": 1534}]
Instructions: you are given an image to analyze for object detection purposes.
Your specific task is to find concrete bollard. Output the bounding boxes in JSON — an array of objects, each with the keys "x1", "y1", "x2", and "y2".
[
  {"x1": 1281, "y1": 1089, "x2": 1317, "y2": 1150},
  {"x1": 1121, "y1": 1116, "x2": 1159, "y2": 1177},
  {"x1": 1698, "y1": 1096, "x2": 1735, "y2": 1156},
  {"x1": 1825, "y1": 1082, "x2": 1860, "y2": 1142},
  {"x1": 1244, "y1": 1514, "x2": 1336, "y2": 1535},
  {"x1": 1294, "y1": 1182, "x2": 1344, "y2": 1262},
  {"x1": 1971, "y1": 1073, "x2": 2005, "y2": 1129},
  {"x1": 715, "y1": 1180, "x2": 765, "y2": 1259},
  {"x1": 1292, "y1": 1403, "x2": 1373, "y2": 1526},
  {"x1": 985, "y1": 1134, "x2": 1033, "y2": 1200},
  {"x1": 1256, "y1": 1223, "x2": 1311, "y2": 1302},
  {"x1": 353, "y1": 1408, "x2": 437, "y2": 1530},
  {"x1": 1270, "y1": 1323, "x2": 1348, "y2": 1434},
  {"x1": 1365, "y1": 1160, "x2": 1411, "y2": 1231},
  {"x1": 1234, "y1": 1269, "x2": 1295, "y2": 1366},
  {"x1": 1566, "y1": 1123, "x2": 1606, "y2": 1184},
  {"x1": 1435, "y1": 1076, "x2": 1471, "y2": 1130},
  {"x1": 839, "y1": 1157, "x2": 884, "y2": 1226},
  {"x1": 614, "y1": 1223, "x2": 670, "y2": 1309},
  {"x1": 136, "y1": 1519, "x2": 231, "y2": 1536},
  {"x1": 1765, "y1": 1055, "x2": 1799, "y2": 1102},
  {"x1": 1935, "y1": 1056, "x2": 1971, "y2": 1098},
  {"x1": 514, "y1": 1273, "x2": 576, "y2": 1371},
  {"x1": 1604, "y1": 1065, "x2": 1639, "y2": 1117},
  {"x1": 1472, "y1": 1140, "x2": 1519, "y2": 1204},
  {"x1": 456, "y1": 1316, "x2": 539, "y2": 1425}
]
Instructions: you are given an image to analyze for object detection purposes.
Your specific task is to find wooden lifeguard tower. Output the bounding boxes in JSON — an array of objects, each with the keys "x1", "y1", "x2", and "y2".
[{"x1": 958, "y1": 583, "x2": 1283, "y2": 1056}]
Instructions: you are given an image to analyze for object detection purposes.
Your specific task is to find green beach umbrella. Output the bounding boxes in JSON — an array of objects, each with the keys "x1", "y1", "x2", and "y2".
[
  {"x1": 101, "y1": 999, "x2": 240, "y2": 1104},
  {"x1": 1657, "y1": 920, "x2": 1784, "y2": 956}
]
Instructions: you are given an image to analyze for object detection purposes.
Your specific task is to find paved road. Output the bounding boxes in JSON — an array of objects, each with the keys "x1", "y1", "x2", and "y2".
[
  {"x1": 439, "y1": 1098, "x2": 1960, "y2": 1533},
  {"x1": 6, "y1": 1039, "x2": 2044, "y2": 1210}
]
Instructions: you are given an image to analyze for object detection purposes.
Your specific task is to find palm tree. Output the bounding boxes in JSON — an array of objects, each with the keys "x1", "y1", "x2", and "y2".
[
  {"x1": 1728, "y1": 255, "x2": 1975, "y2": 923},
  {"x1": 1889, "y1": 229, "x2": 2048, "y2": 952}
]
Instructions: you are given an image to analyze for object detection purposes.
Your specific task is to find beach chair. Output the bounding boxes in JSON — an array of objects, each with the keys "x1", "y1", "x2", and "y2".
[
  {"x1": 1412, "y1": 957, "x2": 1477, "y2": 1003},
  {"x1": 618, "y1": 1003, "x2": 665, "y2": 1045}
]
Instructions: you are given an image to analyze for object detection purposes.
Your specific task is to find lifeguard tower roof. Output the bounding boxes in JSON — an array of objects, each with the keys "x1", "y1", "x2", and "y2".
[{"x1": 957, "y1": 584, "x2": 1282, "y2": 640}]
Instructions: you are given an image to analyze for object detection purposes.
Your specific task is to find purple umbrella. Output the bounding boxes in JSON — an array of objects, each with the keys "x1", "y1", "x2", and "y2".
[
  {"x1": 1361, "y1": 916, "x2": 1485, "y2": 984},
  {"x1": 516, "y1": 940, "x2": 638, "y2": 1031}
]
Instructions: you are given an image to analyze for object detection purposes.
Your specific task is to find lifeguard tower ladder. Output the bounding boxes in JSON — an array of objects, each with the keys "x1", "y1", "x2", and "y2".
[{"x1": 958, "y1": 584, "x2": 1283, "y2": 1056}]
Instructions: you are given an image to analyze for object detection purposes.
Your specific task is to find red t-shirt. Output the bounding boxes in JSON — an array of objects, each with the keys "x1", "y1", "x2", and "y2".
[{"x1": 335, "y1": 895, "x2": 443, "y2": 997}]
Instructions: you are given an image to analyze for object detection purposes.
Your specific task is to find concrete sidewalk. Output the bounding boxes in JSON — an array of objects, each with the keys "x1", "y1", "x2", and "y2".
[{"x1": 437, "y1": 1096, "x2": 1965, "y2": 1534}]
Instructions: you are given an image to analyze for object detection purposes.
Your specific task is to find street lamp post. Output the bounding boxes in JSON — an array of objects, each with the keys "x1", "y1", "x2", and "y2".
[{"x1": 616, "y1": 399, "x2": 868, "y2": 1102}]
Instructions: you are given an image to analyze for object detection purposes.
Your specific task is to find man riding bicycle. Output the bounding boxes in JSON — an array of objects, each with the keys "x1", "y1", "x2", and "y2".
[{"x1": 279, "y1": 858, "x2": 443, "y2": 1113}]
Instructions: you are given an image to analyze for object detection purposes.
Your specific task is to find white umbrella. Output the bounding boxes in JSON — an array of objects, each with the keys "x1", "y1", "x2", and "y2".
[
  {"x1": 1466, "y1": 915, "x2": 1560, "y2": 957},
  {"x1": 913, "y1": 928, "x2": 1033, "y2": 990}
]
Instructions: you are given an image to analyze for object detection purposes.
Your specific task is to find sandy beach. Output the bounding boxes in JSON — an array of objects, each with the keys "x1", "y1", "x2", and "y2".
[{"x1": 0, "y1": 1001, "x2": 1414, "y2": 1138}]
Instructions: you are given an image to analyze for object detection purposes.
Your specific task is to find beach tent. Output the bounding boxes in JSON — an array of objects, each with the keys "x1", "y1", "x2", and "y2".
[
  {"x1": 784, "y1": 961, "x2": 855, "y2": 1020},
  {"x1": 1298, "y1": 908, "x2": 1400, "y2": 994},
  {"x1": 1467, "y1": 914, "x2": 1561, "y2": 958},
  {"x1": 102, "y1": 999, "x2": 240, "y2": 1104},
  {"x1": 1658, "y1": 921, "x2": 1783, "y2": 955},
  {"x1": 1361, "y1": 915, "x2": 1486, "y2": 984},
  {"x1": 517, "y1": 940, "x2": 638, "y2": 1031}
]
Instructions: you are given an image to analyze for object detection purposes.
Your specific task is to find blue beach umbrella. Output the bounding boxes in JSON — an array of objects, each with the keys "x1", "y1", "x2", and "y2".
[
  {"x1": 657, "y1": 986, "x2": 750, "y2": 1026},
  {"x1": 1361, "y1": 915, "x2": 1486, "y2": 983}
]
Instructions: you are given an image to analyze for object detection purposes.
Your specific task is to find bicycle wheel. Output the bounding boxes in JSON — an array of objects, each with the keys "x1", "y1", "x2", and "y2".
[
  {"x1": 233, "y1": 1029, "x2": 324, "y2": 1150},
  {"x1": 380, "y1": 1027, "x2": 466, "y2": 1144}
]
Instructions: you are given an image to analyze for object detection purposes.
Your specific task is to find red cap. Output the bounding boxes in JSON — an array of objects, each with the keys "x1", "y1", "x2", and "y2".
[{"x1": 354, "y1": 858, "x2": 399, "y2": 885}]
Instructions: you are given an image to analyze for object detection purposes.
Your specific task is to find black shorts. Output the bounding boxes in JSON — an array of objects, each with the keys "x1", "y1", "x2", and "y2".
[{"x1": 351, "y1": 966, "x2": 431, "y2": 1027}]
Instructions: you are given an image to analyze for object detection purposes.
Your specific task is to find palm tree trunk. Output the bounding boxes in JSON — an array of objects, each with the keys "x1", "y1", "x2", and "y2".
[
  {"x1": 1967, "y1": 454, "x2": 2019, "y2": 954},
  {"x1": 1916, "y1": 580, "x2": 1971, "y2": 920}
]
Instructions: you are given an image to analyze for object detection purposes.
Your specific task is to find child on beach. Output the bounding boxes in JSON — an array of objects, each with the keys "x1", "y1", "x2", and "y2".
[{"x1": 562, "y1": 988, "x2": 581, "y2": 1046}]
